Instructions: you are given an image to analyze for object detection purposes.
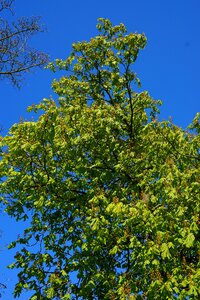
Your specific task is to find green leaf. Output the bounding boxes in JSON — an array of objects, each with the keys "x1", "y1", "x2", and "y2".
[
  {"x1": 160, "y1": 243, "x2": 171, "y2": 259},
  {"x1": 46, "y1": 287, "x2": 55, "y2": 298},
  {"x1": 185, "y1": 233, "x2": 195, "y2": 248}
]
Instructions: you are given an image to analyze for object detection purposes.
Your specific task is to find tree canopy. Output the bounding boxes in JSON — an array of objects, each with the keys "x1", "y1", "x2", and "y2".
[
  {"x1": 0, "y1": 18, "x2": 200, "y2": 299},
  {"x1": 0, "y1": 0, "x2": 48, "y2": 87}
]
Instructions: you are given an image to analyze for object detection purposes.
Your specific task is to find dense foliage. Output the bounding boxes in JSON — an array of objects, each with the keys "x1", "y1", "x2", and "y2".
[{"x1": 0, "y1": 18, "x2": 200, "y2": 299}]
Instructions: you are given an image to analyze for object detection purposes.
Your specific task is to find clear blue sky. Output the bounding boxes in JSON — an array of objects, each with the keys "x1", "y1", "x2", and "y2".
[{"x1": 1, "y1": 0, "x2": 200, "y2": 299}]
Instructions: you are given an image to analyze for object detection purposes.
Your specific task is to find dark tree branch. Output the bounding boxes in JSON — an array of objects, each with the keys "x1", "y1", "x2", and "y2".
[{"x1": 0, "y1": 0, "x2": 48, "y2": 87}]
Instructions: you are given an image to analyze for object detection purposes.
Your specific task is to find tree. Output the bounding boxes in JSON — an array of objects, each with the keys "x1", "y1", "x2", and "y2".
[
  {"x1": 0, "y1": 0, "x2": 48, "y2": 87},
  {"x1": 0, "y1": 18, "x2": 200, "y2": 299}
]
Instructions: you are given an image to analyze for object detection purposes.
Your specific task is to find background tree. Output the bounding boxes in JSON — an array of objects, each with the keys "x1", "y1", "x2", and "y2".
[
  {"x1": 0, "y1": 18, "x2": 200, "y2": 299},
  {"x1": 0, "y1": 0, "x2": 48, "y2": 87}
]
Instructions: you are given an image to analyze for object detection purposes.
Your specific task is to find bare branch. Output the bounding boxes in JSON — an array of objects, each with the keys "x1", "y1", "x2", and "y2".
[{"x1": 0, "y1": 0, "x2": 48, "y2": 87}]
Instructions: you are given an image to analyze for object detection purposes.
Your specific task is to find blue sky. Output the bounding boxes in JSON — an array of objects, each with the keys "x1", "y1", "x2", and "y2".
[{"x1": 1, "y1": 0, "x2": 200, "y2": 298}]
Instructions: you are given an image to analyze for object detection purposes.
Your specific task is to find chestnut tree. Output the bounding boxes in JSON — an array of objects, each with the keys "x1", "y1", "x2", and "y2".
[{"x1": 0, "y1": 18, "x2": 200, "y2": 299}]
